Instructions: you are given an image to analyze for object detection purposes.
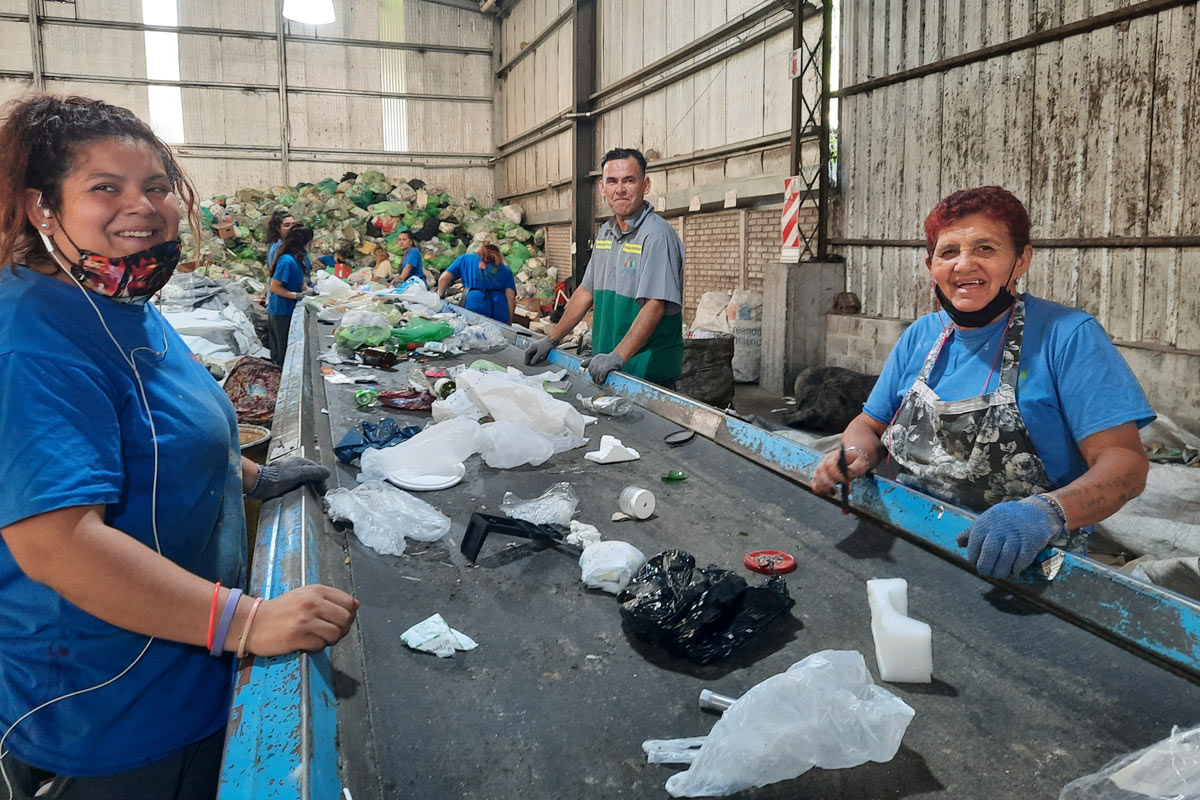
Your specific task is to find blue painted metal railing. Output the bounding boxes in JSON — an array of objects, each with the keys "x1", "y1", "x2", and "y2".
[{"x1": 218, "y1": 311, "x2": 341, "y2": 800}]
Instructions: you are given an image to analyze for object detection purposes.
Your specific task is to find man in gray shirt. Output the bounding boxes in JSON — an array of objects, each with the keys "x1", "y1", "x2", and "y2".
[{"x1": 525, "y1": 148, "x2": 685, "y2": 386}]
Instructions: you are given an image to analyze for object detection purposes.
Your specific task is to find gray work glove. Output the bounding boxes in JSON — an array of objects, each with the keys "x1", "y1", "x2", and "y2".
[
  {"x1": 524, "y1": 336, "x2": 560, "y2": 366},
  {"x1": 580, "y1": 351, "x2": 625, "y2": 384},
  {"x1": 249, "y1": 457, "x2": 331, "y2": 500}
]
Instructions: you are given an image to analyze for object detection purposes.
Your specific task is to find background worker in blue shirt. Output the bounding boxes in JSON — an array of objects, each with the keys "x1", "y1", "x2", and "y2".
[
  {"x1": 266, "y1": 225, "x2": 313, "y2": 365},
  {"x1": 437, "y1": 243, "x2": 516, "y2": 324}
]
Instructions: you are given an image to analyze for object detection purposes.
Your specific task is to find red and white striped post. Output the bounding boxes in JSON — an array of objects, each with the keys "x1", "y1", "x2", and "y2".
[{"x1": 781, "y1": 176, "x2": 802, "y2": 263}]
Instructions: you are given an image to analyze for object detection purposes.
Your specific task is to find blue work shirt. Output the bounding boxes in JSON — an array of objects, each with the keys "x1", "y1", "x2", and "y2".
[
  {"x1": 398, "y1": 247, "x2": 425, "y2": 282},
  {"x1": 0, "y1": 267, "x2": 246, "y2": 775},
  {"x1": 864, "y1": 293, "x2": 1155, "y2": 489},
  {"x1": 445, "y1": 254, "x2": 516, "y2": 324},
  {"x1": 266, "y1": 253, "x2": 305, "y2": 316}
]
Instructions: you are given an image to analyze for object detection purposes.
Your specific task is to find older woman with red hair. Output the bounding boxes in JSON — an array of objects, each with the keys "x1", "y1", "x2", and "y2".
[{"x1": 812, "y1": 186, "x2": 1154, "y2": 579}]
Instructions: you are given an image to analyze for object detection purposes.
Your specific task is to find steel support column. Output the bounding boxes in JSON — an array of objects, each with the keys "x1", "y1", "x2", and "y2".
[
  {"x1": 790, "y1": 0, "x2": 830, "y2": 261},
  {"x1": 570, "y1": 0, "x2": 597, "y2": 285},
  {"x1": 27, "y1": 0, "x2": 43, "y2": 90},
  {"x1": 274, "y1": 0, "x2": 291, "y2": 185}
]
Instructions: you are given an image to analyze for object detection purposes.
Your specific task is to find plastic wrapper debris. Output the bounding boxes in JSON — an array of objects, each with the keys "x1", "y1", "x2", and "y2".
[
  {"x1": 325, "y1": 480, "x2": 451, "y2": 556},
  {"x1": 478, "y1": 420, "x2": 554, "y2": 469},
  {"x1": 359, "y1": 416, "x2": 481, "y2": 484},
  {"x1": 617, "y1": 550, "x2": 796, "y2": 665},
  {"x1": 565, "y1": 520, "x2": 602, "y2": 549},
  {"x1": 1059, "y1": 724, "x2": 1200, "y2": 800},
  {"x1": 222, "y1": 357, "x2": 281, "y2": 425},
  {"x1": 643, "y1": 738, "x2": 708, "y2": 766},
  {"x1": 650, "y1": 650, "x2": 915, "y2": 798},
  {"x1": 340, "y1": 309, "x2": 393, "y2": 329},
  {"x1": 501, "y1": 482, "x2": 579, "y2": 526},
  {"x1": 397, "y1": 282, "x2": 444, "y2": 312},
  {"x1": 378, "y1": 389, "x2": 436, "y2": 412},
  {"x1": 392, "y1": 320, "x2": 454, "y2": 346},
  {"x1": 431, "y1": 389, "x2": 487, "y2": 423},
  {"x1": 580, "y1": 541, "x2": 647, "y2": 593},
  {"x1": 315, "y1": 272, "x2": 352, "y2": 298},
  {"x1": 459, "y1": 371, "x2": 587, "y2": 453},
  {"x1": 400, "y1": 613, "x2": 478, "y2": 658},
  {"x1": 456, "y1": 323, "x2": 508, "y2": 352},
  {"x1": 334, "y1": 419, "x2": 421, "y2": 463},
  {"x1": 577, "y1": 394, "x2": 633, "y2": 417},
  {"x1": 336, "y1": 324, "x2": 393, "y2": 350}
]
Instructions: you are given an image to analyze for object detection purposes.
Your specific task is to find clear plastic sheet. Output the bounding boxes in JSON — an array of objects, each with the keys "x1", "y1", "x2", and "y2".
[
  {"x1": 325, "y1": 480, "x2": 451, "y2": 556},
  {"x1": 653, "y1": 650, "x2": 915, "y2": 798},
  {"x1": 501, "y1": 482, "x2": 579, "y2": 526},
  {"x1": 1060, "y1": 724, "x2": 1200, "y2": 800}
]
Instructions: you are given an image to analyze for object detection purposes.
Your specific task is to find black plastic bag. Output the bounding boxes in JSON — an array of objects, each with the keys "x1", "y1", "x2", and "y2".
[{"x1": 617, "y1": 550, "x2": 795, "y2": 664}]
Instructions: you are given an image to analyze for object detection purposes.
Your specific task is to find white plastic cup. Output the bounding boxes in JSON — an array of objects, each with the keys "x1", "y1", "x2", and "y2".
[{"x1": 619, "y1": 486, "x2": 656, "y2": 520}]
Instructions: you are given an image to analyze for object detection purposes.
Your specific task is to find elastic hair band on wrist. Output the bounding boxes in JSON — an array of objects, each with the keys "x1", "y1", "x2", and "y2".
[
  {"x1": 247, "y1": 465, "x2": 265, "y2": 498},
  {"x1": 206, "y1": 582, "x2": 221, "y2": 651},
  {"x1": 237, "y1": 597, "x2": 264, "y2": 659},
  {"x1": 210, "y1": 587, "x2": 243, "y2": 657}
]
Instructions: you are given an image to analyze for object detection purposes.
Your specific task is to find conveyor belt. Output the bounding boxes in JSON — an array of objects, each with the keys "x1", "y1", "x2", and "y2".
[{"x1": 223, "y1": 307, "x2": 1200, "y2": 800}]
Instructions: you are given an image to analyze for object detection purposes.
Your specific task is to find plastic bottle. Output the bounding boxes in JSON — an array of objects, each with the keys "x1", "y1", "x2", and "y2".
[{"x1": 577, "y1": 393, "x2": 632, "y2": 417}]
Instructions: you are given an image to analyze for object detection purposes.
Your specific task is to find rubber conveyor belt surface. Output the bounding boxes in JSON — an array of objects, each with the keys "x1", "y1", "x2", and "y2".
[{"x1": 308, "y1": 316, "x2": 1200, "y2": 800}]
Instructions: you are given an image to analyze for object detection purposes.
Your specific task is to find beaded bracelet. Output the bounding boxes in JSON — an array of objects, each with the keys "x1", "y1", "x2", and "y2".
[
  {"x1": 237, "y1": 597, "x2": 265, "y2": 659},
  {"x1": 210, "y1": 588, "x2": 243, "y2": 657},
  {"x1": 1031, "y1": 493, "x2": 1069, "y2": 531},
  {"x1": 206, "y1": 582, "x2": 222, "y2": 651}
]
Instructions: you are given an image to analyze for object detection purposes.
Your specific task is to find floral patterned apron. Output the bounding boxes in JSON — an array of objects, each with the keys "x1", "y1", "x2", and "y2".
[{"x1": 881, "y1": 299, "x2": 1083, "y2": 550}]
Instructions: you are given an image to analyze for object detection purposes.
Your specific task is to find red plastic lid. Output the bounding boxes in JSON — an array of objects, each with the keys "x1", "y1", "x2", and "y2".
[{"x1": 743, "y1": 549, "x2": 797, "y2": 575}]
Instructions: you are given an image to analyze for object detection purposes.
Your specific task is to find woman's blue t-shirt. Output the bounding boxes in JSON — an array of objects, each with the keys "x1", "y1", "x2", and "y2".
[
  {"x1": 0, "y1": 267, "x2": 246, "y2": 775},
  {"x1": 267, "y1": 253, "x2": 305, "y2": 316},
  {"x1": 399, "y1": 247, "x2": 425, "y2": 282},
  {"x1": 446, "y1": 254, "x2": 516, "y2": 324},
  {"x1": 863, "y1": 294, "x2": 1155, "y2": 489}
]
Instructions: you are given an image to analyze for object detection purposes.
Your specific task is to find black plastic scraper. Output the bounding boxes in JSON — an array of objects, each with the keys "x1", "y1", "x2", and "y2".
[{"x1": 460, "y1": 512, "x2": 571, "y2": 563}]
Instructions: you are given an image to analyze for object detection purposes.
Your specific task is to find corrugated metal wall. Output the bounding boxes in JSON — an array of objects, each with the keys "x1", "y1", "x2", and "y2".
[
  {"x1": 495, "y1": 0, "x2": 813, "y2": 224},
  {"x1": 0, "y1": 0, "x2": 495, "y2": 201},
  {"x1": 837, "y1": 0, "x2": 1200, "y2": 352}
]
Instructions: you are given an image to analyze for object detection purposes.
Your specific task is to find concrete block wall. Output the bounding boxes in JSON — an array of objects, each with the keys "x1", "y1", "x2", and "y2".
[{"x1": 824, "y1": 315, "x2": 912, "y2": 377}]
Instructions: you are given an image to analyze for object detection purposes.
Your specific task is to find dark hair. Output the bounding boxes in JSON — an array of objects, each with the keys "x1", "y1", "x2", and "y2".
[
  {"x1": 0, "y1": 94, "x2": 199, "y2": 271},
  {"x1": 273, "y1": 224, "x2": 313, "y2": 270},
  {"x1": 396, "y1": 229, "x2": 413, "y2": 242},
  {"x1": 267, "y1": 210, "x2": 294, "y2": 244},
  {"x1": 924, "y1": 186, "x2": 1031, "y2": 257},
  {"x1": 478, "y1": 243, "x2": 503, "y2": 265},
  {"x1": 336, "y1": 242, "x2": 356, "y2": 261},
  {"x1": 600, "y1": 148, "x2": 648, "y2": 174}
]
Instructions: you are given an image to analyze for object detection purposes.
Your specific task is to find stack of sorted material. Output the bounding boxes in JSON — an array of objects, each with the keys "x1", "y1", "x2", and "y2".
[{"x1": 180, "y1": 172, "x2": 557, "y2": 302}]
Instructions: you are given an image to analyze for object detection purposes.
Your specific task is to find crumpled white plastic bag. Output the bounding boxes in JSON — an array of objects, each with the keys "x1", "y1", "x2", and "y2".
[
  {"x1": 579, "y1": 540, "x2": 646, "y2": 593},
  {"x1": 652, "y1": 650, "x2": 915, "y2": 797},
  {"x1": 478, "y1": 420, "x2": 554, "y2": 469},
  {"x1": 501, "y1": 482, "x2": 579, "y2": 526},
  {"x1": 325, "y1": 480, "x2": 451, "y2": 556},
  {"x1": 1060, "y1": 723, "x2": 1200, "y2": 800},
  {"x1": 359, "y1": 416, "x2": 481, "y2": 483},
  {"x1": 315, "y1": 272, "x2": 352, "y2": 298},
  {"x1": 460, "y1": 371, "x2": 586, "y2": 453},
  {"x1": 400, "y1": 613, "x2": 478, "y2": 658}
]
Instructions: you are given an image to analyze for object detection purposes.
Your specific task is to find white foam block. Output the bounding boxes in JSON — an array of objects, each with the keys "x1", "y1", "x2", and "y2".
[{"x1": 867, "y1": 578, "x2": 932, "y2": 683}]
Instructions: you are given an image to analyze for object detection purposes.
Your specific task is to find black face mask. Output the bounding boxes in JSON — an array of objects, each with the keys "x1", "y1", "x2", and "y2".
[{"x1": 935, "y1": 262, "x2": 1019, "y2": 328}]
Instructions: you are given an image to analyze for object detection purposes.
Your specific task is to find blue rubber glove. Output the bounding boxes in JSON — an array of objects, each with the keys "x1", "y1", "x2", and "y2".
[
  {"x1": 956, "y1": 496, "x2": 1066, "y2": 579},
  {"x1": 580, "y1": 351, "x2": 625, "y2": 384}
]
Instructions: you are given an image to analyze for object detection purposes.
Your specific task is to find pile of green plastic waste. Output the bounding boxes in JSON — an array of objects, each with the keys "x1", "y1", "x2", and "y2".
[{"x1": 180, "y1": 171, "x2": 555, "y2": 300}]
